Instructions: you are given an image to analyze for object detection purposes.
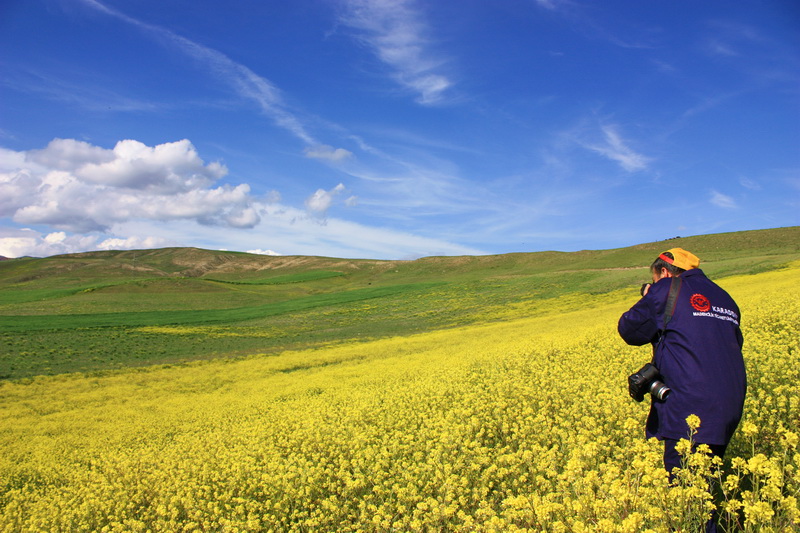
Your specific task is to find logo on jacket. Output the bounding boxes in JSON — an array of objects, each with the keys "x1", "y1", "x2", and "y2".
[{"x1": 690, "y1": 293, "x2": 711, "y2": 312}]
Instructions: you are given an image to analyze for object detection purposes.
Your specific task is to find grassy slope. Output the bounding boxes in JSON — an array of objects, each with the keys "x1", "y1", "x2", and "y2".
[{"x1": 0, "y1": 226, "x2": 797, "y2": 380}]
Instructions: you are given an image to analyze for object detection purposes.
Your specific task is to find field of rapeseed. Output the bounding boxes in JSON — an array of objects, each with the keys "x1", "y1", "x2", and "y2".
[{"x1": 0, "y1": 263, "x2": 798, "y2": 532}]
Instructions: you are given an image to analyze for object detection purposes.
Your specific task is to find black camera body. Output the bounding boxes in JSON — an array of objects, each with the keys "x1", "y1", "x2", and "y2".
[
  {"x1": 640, "y1": 283, "x2": 651, "y2": 297},
  {"x1": 628, "y1": 363, "x2": 671, "y2": 402}
]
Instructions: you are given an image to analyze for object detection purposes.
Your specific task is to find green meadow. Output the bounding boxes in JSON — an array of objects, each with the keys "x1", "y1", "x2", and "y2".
[{"x1": 1, "y1": 226, "x2": 798, "y2": 381}]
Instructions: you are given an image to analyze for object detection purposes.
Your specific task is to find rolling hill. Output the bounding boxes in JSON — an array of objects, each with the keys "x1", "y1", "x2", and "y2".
[{"x1": 0, "y1": 226, "x2": 798, "y2": 380}]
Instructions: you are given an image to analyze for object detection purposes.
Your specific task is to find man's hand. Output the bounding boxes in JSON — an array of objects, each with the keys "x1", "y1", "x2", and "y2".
[{"x1": 640, "y1": 283, "x2": 652, "y2": 297}]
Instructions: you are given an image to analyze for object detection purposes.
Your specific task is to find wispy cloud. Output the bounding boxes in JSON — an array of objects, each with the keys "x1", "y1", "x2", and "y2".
[
  {"x1": 710, "y1": 190, "x2": 738, "y2": 209},
  {"x1": 531, "y1": 0, "x2": 656, "y2": 50},
  {"x1": 703, "y1": 20, "x2": 764, "y2": 59},
  {"x1": 739, "y1": 176, "x2": 761, "y2": 191},
  {"x1": 78, "y1": 0, "x2": 317, "y2": 145},
  {"x1": 584, "y1": 124, "x2": 651, "y2": 172},
  {"x1": 706, "y1": 39, "x2": 738, "y2": 57},
  {"x1": 2, "y1": 68, "x2": 160, "y2": 112},
  {"x1": 340, "y1": 0, "x2": 453, "y2": 105},
  {"x1": 533, "y1": 0, "x2": 574, "y2": 11}
]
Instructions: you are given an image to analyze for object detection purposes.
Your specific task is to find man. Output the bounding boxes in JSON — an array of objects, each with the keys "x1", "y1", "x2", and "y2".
[{"x1": 618, "y1": 248, "x2": 747, "y2": 477}]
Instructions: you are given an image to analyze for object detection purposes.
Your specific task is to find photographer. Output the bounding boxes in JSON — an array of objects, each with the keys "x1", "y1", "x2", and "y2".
[{"x1": 618, "y1": 248, "x2": 747, "y2": 480}]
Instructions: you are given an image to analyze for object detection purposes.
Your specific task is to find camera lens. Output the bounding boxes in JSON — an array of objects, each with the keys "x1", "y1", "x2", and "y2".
[{"x1": 649, "y1": 381, "x2": 671, "y2": 401}]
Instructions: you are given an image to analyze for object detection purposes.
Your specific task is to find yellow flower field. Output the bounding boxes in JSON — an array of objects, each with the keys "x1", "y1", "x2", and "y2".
[{"x1": 1, "y1": 264, "x2": 798, "y2": 532}]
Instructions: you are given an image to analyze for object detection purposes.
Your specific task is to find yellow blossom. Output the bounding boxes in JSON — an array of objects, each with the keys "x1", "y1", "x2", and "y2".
[
  {"x1": 1, "y1": 261, "x2": 798, "y2": 531},
  {"x1": 685, "y1": 414, "x2": 701, "y2": 432}
]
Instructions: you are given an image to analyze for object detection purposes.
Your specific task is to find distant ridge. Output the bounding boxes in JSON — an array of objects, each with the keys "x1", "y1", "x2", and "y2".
[
  {"x1": 0, "y1": 226, "x2": 798, "y2": 287},
  {"x1": 1, "y1": 226, "x2": 798, "y2": 380}
]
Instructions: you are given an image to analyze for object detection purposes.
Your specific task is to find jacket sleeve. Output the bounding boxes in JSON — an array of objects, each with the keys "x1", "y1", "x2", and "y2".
[
  {"x1": 618, "y1": 297, "x2": 659, "y2": 346},
  {"x1": 735, "y1": 308, "x2": 744, "y2": 349}
]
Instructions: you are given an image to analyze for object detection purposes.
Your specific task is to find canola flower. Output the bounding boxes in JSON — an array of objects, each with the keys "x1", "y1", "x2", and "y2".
[{"x1": 0, "y1": 264, "x2": 798, "y2": 532}]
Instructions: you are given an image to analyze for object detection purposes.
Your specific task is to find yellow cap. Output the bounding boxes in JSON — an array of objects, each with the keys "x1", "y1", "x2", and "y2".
[{"x1": 659, "y1": 248, "x2": 700, "y2": 270}]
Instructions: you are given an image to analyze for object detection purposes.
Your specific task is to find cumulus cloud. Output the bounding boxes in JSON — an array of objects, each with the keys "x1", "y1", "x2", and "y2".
[
  {"x1": 710, "y1": 190, "x2": 738, "y2": 209},
  {"x1": 75, "y1": 139, "x2": 226, "y2": 191},
  {"x1": 341, "y1": 0, "x2": 453, "y2": 105},
  {"x1": 28, "y1": 138, "x2": 113, "y2": 170},
  {"x1": 0, "y1": 138, "x2": 260, "y2": 233}
]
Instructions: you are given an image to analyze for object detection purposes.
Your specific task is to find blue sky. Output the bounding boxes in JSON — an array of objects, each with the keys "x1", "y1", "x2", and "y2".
[{"x1": 1, "y1": 0, "x2": 798, "y2": 259}]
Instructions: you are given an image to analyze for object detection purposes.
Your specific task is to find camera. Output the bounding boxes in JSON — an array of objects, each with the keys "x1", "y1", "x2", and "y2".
[{"x1": 628, "y1": 363, "x2": 671, "y2": 402}]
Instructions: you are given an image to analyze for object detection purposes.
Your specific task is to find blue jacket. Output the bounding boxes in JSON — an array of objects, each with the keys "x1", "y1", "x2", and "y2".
[{"x1": 618, "y1": 269, "x2": 746, "y2": 445}]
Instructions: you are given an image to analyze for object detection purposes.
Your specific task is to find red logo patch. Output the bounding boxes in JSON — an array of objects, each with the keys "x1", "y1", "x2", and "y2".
[{"x1": 690, "y1": 293, "x2": 710, "y2": 312}]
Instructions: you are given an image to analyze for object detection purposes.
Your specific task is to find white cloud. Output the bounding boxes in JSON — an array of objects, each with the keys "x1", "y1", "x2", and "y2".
[
  {"x1": 710, "y1": 190, "x2": 738, "y2": 209},
  {"x1": 97, "y1": 235, "x2": 174, "y2": 250},
  {"x1": 584, "y1": 124, "x2": 651, "y2": 172},
  {"x1": 305, "y1": 144, "x2": 354, "y2": 163},
  {"x1": 0, "y1": 198, "x2": 484, "y2": 260},
  {"x1": 739, "y1": 176, "x2": 761, "y2": 190},
  {"x1": 0, "y1": 169, "x2": 39, "y2": 215},
  {"x1": 0, "y1": 138, "x2": 259, "y2": 233},
  {"x1": 75, "y1": 139, "x2": 226, "y2": 191},
  {"x1": 246, "y1": 248, "x2": 282, "y2": 256},
  {"x1": 0, "y1": 227, "x2": 171, "y2": 258},
  {"x1": 29, "y1": 138, "x2": 113, "y2": 170},
  {"x1": 305, "y1": 183, "x2": 347, "y2": 217},
  {"x1": 44, "y1": 231, "x2": 68, "y2": 245},
  {"x1": 117, "y1": 203, "x2": 484, "y2": 260},
  {"x1": 0, "y1": 137, "x2": 485, "y2": 260},
  {"x1": 341, "y1": 0, "x2": 453, "y2": 105}
]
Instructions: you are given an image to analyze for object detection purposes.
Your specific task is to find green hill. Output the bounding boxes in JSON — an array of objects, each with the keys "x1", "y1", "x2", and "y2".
[{"x1": 0, "y1": 226, "x2": 797, "y2": 380}]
